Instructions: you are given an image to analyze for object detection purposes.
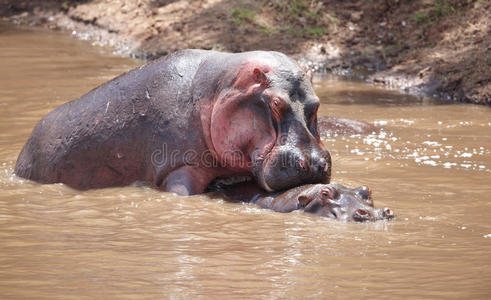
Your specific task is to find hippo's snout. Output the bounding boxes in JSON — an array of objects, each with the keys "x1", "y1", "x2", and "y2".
[
  {"x1": 310, "y1": 149, "x2": 331, "y2": 176},
  {"x1": 349, "y1": 199, "x2": 394, "y2": 222},
  {"x1": 259, "y1": 143, "x2": 331, "y2": 192},
  {"x1": 353, "y1": 207, "x2": 394, "y2": 222}
]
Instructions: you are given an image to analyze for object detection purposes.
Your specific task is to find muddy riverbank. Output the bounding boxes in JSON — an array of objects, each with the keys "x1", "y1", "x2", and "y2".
[{"x1": 1, "y1": 0, "x2": 489, "y2": 105}]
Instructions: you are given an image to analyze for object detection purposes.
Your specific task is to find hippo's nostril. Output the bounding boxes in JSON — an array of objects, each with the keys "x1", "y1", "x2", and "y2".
[
  {"x1": 311, "y1": 157, "x2": 329, "y2": 175},
  {"x1": 298, "y1": 159, "x2": 307, "y2": 170},
  {"x1": 383, "y1": 207, "x2": 394, "y2": 219}
]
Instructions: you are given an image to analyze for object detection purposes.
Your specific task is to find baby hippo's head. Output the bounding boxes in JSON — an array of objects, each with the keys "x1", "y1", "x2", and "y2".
[{"x1": 299, "y1": 184, "x2": 394, "y2": 222}]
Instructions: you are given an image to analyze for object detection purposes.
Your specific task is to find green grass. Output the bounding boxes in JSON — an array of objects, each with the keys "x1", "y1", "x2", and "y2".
[
  {"x1": 230, "y1": 7, "x2": 273, "y2": 36},
  {"x1": 61, "y1": 1, "x2": 69, "y2": 10},
  {"x1": 272, "y1": 0, "x2": 328, "y2": 37},
  {"x1": 304, "y1": 27, "x2": 324, "y2": 36},
  {"x1": 435, "y1": 0, "x2": 455, "y2": 18},
  {"x1": 257, "y1": 24, "x2": 273, "y2": 36},
  {"x1": 230, "y1": 1, "x2": 329, "y2": 38},
  {"x1": 231, "y1": 8, "x2": 257, "y2": 25},
  {"x1": 414, "y1": 0, "x2": 456, "y2": 25},
  {"x1": 413, "y1": 12, "x2": 427, "y2": 23}
]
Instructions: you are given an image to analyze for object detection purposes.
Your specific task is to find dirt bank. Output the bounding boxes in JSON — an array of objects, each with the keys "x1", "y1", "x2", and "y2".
[{"x1": 1, "y1": 0, "x2": 489, "y2": 104}]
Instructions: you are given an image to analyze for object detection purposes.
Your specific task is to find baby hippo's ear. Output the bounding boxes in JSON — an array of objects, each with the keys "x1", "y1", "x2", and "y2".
[
  {"x1": 305, "y1": 67, "x2": 313, "y2": 84},
  {"x1": 298, "y1": 194, "x2": 312, "y2": 208},
  {"x1": 297, "y1": 188, "x2": 319, "y2": 210},
  {"x1": 253, "y1": 68, "x2": 269, "y2": 87}
]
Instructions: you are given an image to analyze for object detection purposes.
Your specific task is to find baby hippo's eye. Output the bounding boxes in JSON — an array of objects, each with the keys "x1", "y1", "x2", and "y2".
[
  {"x1": 357, "y1": 186, "x2": 371, "y2": 198},
  {"x1": 320, "y1": 186, "x2": 335, "y2": 199}
]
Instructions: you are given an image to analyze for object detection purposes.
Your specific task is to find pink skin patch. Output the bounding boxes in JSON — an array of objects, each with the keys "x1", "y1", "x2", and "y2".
[{"x1": 209, "y1": 63, "x2": 277, "y2": 174}]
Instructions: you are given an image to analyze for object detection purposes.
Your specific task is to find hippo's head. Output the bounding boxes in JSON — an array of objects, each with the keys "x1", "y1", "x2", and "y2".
[
  {"x1": 297, "y1": 184, "x2": 394, "y2": 222},
  {"x1": 208, "y1": 51, "x2": 331, "y2": 192}
]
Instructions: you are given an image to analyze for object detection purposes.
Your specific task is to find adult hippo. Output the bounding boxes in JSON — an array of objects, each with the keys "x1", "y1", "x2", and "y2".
[
  {"x1": 212, "y1": 182, "x2": 394, "y2": 222},
  {"x1": 15, "y1": 50, "x2": 331, "y2": 195}
]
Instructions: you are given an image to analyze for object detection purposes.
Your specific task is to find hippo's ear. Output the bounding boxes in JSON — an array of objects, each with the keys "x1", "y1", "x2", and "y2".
[
  {"x1": 305, "y1": 67, "x2": 313, "y2": 84},
  {"x1": 253, "y1": 68, "x2": 269, "y2": 86},
  {"x1": 298, "y1": 194, "x2": 312, "y2": 208}
]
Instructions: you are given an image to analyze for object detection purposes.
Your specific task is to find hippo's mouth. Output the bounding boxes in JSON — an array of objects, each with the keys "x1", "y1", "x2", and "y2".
[
  {"x1": 206, "y1": 145, "x2": 275, "y2": 193},
  {"x1": 213, "y1": 174, "x2": 254, "y2": 186},
  {"x1": 206, "y1": 174, "x2": 255, "y2": 192},
  {"x1": 206, "y1": 138, "x2": 276, "y2": 193},
  {"x1": 253, "y1": 156, "x2": 274, "y2": 192},
  {"x1": 250, "y1": 142, "x2": 276, "y2": 192}
]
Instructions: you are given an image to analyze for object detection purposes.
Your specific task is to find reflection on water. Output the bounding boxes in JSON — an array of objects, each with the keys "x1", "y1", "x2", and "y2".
[{"x1": 1, "y1": 22, "x2": 490, "y2": 299}]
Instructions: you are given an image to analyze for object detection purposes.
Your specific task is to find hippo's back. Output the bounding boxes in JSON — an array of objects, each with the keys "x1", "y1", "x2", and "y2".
[{"x1": 14, "y1": 49, "x2": 213, "y2": 189}]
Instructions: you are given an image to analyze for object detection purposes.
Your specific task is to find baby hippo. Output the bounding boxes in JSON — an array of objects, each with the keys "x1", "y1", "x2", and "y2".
[{"x1": 214, "y1": 182, "x2": 394, "y2": 222}]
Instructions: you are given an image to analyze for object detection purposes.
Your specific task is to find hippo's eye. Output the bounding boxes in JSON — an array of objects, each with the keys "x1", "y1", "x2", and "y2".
[
  {"x1": 305, "y1": 102, "x2": 319, "y2": 138},
  {"x1": 320, "y1": 187, "x2": 335, "y2": 199},
  {"x1": 273, "y1": 98, "x2": 281, "y2": 107},
  {"x1": 271, "y1": 97, "x2": 283, "y2": 109},
  {"x1": 356, "y1": 186, "x2": 373, "y2": 206},
  {"x1": 358, "y1": 186, "x2": 371, "y2": 199},
  {"x1": 270, "y1": 97, "x2": 285, "y2": 120}
]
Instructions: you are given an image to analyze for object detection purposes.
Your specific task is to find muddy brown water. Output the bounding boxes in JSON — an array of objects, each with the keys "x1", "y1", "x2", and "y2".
[{"x1": 1, "y1": 22, "x2": 490, "y2": 299}]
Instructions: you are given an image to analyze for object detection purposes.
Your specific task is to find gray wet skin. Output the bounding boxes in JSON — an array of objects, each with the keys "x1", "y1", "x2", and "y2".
[{"x1": 216, "y1": 182, "x2": 394, "y2": 222}]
